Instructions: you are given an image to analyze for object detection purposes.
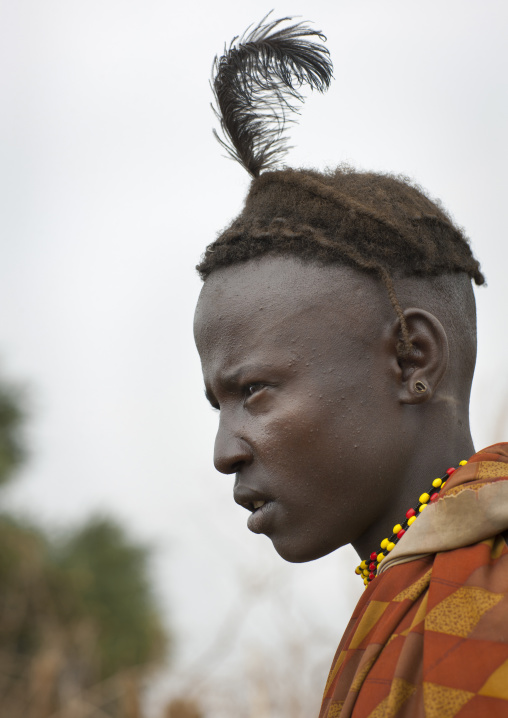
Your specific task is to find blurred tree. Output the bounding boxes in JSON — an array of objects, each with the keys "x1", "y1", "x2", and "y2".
[
  {"x1": 0, "y1": 367, "x2": 168, "y2": 716},
  {"x1": 53, "y1": 516, "x2": 167, "y2": 681},
  {"x1": 0, "y1": 374, "x2": 27, "y2": 487}
]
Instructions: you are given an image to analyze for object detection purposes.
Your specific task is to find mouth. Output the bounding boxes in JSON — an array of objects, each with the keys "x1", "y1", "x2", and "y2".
[
  {"x1": 233, "y1": 486, "x2": 269, "y2": 511},
  {"x1": 233, "y1": 487, "x2": 273, "y2": 533}
]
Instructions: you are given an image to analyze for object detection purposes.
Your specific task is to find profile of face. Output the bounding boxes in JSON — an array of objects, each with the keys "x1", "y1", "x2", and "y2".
[{"x1": 193, "y1": 256, "x2": 442, "y2": 563}]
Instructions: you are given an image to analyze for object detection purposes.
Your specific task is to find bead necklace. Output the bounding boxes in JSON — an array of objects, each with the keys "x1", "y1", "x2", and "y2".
[{"x1": 356, "y1": 460, "x2": 468, "y2": 587}]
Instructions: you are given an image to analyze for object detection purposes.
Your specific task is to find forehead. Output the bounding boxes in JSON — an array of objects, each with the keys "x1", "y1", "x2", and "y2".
[{"x1": 194, "y1": 257, "x2": 387, "y2": 366}]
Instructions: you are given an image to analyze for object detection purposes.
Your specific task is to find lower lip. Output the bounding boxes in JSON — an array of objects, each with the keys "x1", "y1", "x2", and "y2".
[{"x1": 247, "y1": 502, "x2": 274, "y2": 534}]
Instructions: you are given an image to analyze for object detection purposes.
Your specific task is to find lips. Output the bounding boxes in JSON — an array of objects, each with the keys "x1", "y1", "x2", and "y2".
[
  {"x1": 233, "y1": 485, "x2": 273, "y2": 533},
  {"x1": 233, "y1": 485, "x2": 270, "y2": 513}
]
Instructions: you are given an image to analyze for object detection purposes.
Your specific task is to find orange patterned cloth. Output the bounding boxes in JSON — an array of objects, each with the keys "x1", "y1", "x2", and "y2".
[{"x1": 319, "y1": 443, "x2": 508, "y2": 718}]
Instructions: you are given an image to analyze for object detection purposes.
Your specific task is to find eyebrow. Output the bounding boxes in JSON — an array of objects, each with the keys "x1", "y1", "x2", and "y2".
[{"x1": 226, "y1": 363, "x2": 276, "y2": 382}]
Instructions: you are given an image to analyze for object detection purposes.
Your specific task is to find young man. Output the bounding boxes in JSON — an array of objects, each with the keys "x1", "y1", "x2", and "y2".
[{"x1": 194, "y1": 17, "x2": 508, "y2": 718}]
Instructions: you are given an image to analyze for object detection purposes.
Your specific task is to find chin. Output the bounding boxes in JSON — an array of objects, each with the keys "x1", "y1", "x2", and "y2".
[{"x1": 272, "y1": 538, "x2": 339, "y2": 564}]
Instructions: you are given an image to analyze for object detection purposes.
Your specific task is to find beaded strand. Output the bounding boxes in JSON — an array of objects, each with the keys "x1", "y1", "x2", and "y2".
[{"x1": 356, "y1": 460, "x2": 468, "y2": 587}]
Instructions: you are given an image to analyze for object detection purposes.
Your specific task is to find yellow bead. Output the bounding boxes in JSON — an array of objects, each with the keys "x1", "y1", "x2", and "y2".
[
  {"x1": 393, "y1": 523, "x2": 402, "y2": 534},
  {"x1": 419, "y1": 504, "x2": 427, "y2": 512},
  {"x1": 432, "y1": 478, "x2": 442, "y2": 488},
  {"x1": 459, "y1": 460, "x2": 468, "y2": 466},
  {"x1": 377, "y1": 553, "x2": 384, "y2": 563},
  {"x1": 387, "y1": 541, "x2": 395, "y2": 552},
  {"x1": 363, "y1": 569, "x2": 369, "y2": 577},
  {"x1": 419, "y1": 492, "x2": 430, "y2": 504},
  {"x1": 360, "y1": 560, "x2": 368, "y2": 570},
  {"x1": 364, "y1": 577, "x2": 369, "y2": 586},
  {"x1": 355, "y1": 566, "x2": 361, "y2": 575},
  {"x1": 407, "y1": 515, "x2": 416, "y2": 526},
  {"x1": 380, "y1": 538, "x2": 389, "y2": 550},
  {"x1": 441, "y1": 481, "x2": 447, "y2": 489}
]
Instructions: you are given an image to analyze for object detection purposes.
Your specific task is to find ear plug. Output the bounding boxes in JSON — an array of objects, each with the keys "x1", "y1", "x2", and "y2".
[{"x1": 414, "y1": 381, "x2": 427, "y2": 394}]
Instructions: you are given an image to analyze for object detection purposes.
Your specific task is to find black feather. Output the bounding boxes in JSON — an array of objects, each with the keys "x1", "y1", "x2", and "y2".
[{"x1": 211, "y1": 14, "x2": 333, "y2": 178}]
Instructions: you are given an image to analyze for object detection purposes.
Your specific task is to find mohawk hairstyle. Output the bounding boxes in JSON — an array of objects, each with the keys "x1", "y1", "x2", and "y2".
[{"x1": 202, "y1": 18, "x2": 484, "y2": 356}]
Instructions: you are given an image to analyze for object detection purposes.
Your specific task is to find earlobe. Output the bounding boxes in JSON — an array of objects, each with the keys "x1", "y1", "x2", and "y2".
[
  {"x1": 414, "y1": 380, "x2": 428, "y2": 395},
  {"x1": 387, "y1": 308, "x2": 449, "y2": 405}
]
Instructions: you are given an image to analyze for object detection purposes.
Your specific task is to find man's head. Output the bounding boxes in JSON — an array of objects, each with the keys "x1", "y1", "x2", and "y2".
[{"x1": 194, "y1": 168, "x2": 482, "y2": 562}]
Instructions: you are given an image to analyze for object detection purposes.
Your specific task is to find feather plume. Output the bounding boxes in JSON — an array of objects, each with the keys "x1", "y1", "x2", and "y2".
[{"x1": 211, "y1": 14, "x2": 333, "y2": 177}]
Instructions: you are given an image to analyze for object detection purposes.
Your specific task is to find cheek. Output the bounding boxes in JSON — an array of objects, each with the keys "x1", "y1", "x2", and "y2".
[{"x1": 252, "y1": 398, "x2": 344, "y2": 476}]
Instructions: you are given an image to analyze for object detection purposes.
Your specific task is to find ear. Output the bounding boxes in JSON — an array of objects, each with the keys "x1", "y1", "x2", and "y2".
[{"x1": 386, "y1": 308, "x2": 449, "y2": 404}]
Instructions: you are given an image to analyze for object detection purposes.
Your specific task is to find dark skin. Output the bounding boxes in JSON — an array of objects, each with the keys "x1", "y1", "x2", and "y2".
[{"x1": 194, "y1": 256, "x2": 475, "y2": 563}]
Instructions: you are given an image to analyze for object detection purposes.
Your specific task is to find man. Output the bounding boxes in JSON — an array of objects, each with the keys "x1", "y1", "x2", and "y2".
[{"x1": 194, "y1": 17, "x2": 508, "y2": 718}]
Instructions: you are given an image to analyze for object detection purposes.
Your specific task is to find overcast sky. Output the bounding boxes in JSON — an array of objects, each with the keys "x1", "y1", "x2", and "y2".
[{"x1": 1, "y1": 0, "x2": 507, "y2": 711}]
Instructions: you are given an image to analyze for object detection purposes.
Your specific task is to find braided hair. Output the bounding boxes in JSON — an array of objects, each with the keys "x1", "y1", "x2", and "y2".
[{"x1": 197, "y1": 167, "x2": 483, "y2": 354}]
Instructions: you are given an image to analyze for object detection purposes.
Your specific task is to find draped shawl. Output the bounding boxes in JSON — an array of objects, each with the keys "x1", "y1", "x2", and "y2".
[{"x1": 319, "y1": 443, "x2": 508, "y2": 718}]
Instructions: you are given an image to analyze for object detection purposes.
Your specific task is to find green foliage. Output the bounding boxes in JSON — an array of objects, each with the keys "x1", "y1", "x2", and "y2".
[
  {"x1": 53, "y1": 516, "x2": 167, "y2": 679},
  {"x1": 0, "y1": 379, "x2": 27, "y2": 487},
  {"x1": 0, "y1": 366, "x2": 168, "y2": 693},
  {"x1": 0, "y1": 515, "x2": 51, "y2": 656},
  {"x1": 0, "y1": 513, "x2": 167, "y2": 685}
]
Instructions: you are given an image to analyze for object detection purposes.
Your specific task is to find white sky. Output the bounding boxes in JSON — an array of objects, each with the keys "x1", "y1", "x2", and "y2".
[{"x1": 1, "y1": 0, "x2": 507, "y2": 713}]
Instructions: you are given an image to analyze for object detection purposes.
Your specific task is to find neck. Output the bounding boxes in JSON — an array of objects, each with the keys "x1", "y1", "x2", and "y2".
[{"x1": 352, "y1": 412, "x2": 475, "y2": 560}]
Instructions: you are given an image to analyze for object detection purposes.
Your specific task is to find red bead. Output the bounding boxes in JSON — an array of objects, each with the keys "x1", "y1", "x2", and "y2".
[
  {"x1": 430, "y1": 492, "x2": 439, "y2": 502},
  {"x1": 370, "y1": 552, "x2": 377, "y2": 561},
  {"x1": 406, "y1": 508, "x2": 416, "y2": 519},
  {"x1": 369, "y1": 562, "x2": 376, "y2": 570},
  {"x1": 397, "y1": 529, "x2": 405, "y2": 539},
  {"x1": 446, "y1": 467, "x2": 456, "y2": 475},
  {"x1": 369, "y1": 572, "x2": 375, "y2": 580}
]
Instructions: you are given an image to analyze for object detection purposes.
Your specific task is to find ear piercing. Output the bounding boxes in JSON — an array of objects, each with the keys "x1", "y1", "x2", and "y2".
[{"x1": 414, "y1": 381, "x2": 427, "y2": 394}]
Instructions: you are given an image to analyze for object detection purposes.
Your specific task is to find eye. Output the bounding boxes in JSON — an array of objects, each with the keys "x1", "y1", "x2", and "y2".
[{"x1": 245, "y1": 382, "x2": 265, "y2": 398}]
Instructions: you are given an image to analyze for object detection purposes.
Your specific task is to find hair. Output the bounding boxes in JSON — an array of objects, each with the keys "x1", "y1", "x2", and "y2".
[{"x1": 196, "y1": 166, "x2": 484, "y2": 355}]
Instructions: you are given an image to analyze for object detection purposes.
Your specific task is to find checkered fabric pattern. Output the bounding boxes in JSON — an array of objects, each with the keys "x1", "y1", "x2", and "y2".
[{"x1": 319, "y1": 443, "x2": 508, "y2": 718}]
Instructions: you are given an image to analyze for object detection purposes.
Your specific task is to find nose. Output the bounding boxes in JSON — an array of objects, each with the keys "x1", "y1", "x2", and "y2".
[{"x1": 213, "y1": 416, "x2": 252, "y2": 475}]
